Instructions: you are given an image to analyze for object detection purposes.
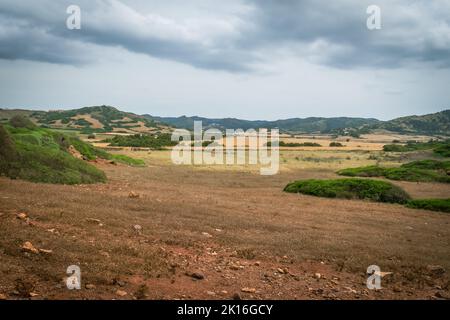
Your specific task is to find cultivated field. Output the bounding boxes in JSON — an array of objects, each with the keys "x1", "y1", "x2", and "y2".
[{"x1": 1, "y1": 137, "x2": 449, "y2": 300}]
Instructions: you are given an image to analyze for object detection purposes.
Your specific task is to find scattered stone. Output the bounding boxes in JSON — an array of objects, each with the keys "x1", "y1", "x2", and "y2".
[
  {"x1": 128, "y1": 191, "x2": 140, "y2": 198},
  {"x1": 186, "y1": 271, "x2": 205, "y2": 280},
  {"x1": 214, "y1": 228, "x2": 222, "y2": 232},
  {"x1": 314, "y1": 273, "x2": 322, "y2": 279},
  {"x1": 344, "y1": 287, "x2": 357, "y2": 294},
  {"x1": 229, "y1": 264, "x2": 240, "y2": 271},
  {"x1": 85, "y1": 284, "x2": 96, "y2": 290},
  {"x1": 16, "y1": 212, "x2": 28, "y2": 220},
  {"x1": 393, "y1": 286, "x2": 402, "y2": 293},
  {"x1": 0, "y1": 293, "x2": 7, "y2": 300},
  {"x1": 115, "y1": 289, "x2": 127, "y2": 297},
  {"x1": 206, "y1": 291, "x2": 216, "y2": 296},
  {"x1": 85, "y1": 218, "x2": 101, "y2": 224},
  {"x1": 331, "y1": 279, "x2": 340, "y2": 285},
  {"x1": 29, "y1": 292, "x2": 39, "y2": 297},
  {"x1": 220, "y1": 290, "x2": 228, "y2": 295},
  {"x1": 254, "y1": 261, "x2": 261, "y2": 266},
  {"x1": 202, "y1": 232, "x2": 212, "y2": 238},
  {"x1": 22, "y1": 241, "x2": 39, "y2": 254},
  {"x1": 38, "y1": 248, "x2": 53, "y2": 255},
  {"x1": 133, "y1": 225, "x2": 143, "y2": 233},
  {"x1": 241, "y1": 287, "x2": 256, "y2": 293},
  {"x1": 277, "y1": 268, "x2": 286, "y2": 274}
]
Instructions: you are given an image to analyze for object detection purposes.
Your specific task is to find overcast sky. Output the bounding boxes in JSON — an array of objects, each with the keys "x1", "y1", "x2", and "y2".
[{"x1": 0, "y1": 0, "x2": 449, "y2": 120}]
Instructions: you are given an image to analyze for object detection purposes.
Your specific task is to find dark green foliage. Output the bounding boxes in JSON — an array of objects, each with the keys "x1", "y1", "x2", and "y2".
[
  {"x1": 383, "y1": 140, "x2": 450, "y2": 157},
  {"x1": 110, "y1": 154, "x2": 145, "y2": 166},
  {"x1": 283, "y1": 178, "x2": 410, "y2": 204},
  {"x1": 267, "y1": 141, "x2": 322, "y2": 147},
  {"x1": 406, "y1": 199, "x2": 450, "y2": 213},
  {"x1": 106, "y1": 133, "x2": 177, "y2": 149},
  {"x1": 338, "y1": 160, "x2": 450, "y2": 183},
  {"x1": 434, "y1": 144, "x2": 450, "y2": 157},
  {"x1": 329, "y1": 142, "x2": 344, "y2": 147}
]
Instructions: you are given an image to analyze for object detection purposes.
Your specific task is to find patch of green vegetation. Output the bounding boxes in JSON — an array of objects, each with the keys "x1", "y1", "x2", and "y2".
[
  {"x1": 329, "y1": 142, "x2": 344, "y2": 147},
  {"x1": 337, "y1": 160, "x2": 450, "y2": 183},
  {"x1": 267, "y1": 141, "x2": 322, "y2": 147},
  {"x1": 0, "y1": 124, "x2": 106, "y2": 184},
  {"x1": 283, "y1": 178, "x2": 410, "y2": 204},
  {"x1": 406, "y1": 199, "x2": 450, "y2": 213},
  {"x1": 110, "y1": 154, "x2": 145, "y2": 166},
  {"x1": 0, "y1": 116, "x2": 144, "y2": 184},
  {"x1": 383, "y1": 139, "x2": 450, "y2": 157},
  {"x1": 105, "y1": 133, "x2": 177, "y2": 149}
]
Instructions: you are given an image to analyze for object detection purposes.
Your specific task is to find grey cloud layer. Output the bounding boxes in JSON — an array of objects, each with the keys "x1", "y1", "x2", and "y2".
[{"x1": 1, "y1": 0, "x2": 449, "y2": 71}]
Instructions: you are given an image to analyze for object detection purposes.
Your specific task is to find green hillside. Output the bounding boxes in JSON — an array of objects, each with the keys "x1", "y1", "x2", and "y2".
[{"x1": 0, "y1": 116, "x2": 143, "y2": 184}]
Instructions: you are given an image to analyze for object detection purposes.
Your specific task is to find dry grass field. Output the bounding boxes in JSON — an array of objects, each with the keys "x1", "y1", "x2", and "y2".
[{"x1": 1, "y1": 140, "x2": 449, "y2": 300}]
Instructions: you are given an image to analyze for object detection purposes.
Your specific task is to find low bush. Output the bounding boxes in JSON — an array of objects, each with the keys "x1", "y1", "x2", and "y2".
[
  {"x1": 283, "y1": 178, "x2": 410, "y2": 204},
  {"x1": 406, "y1": 199, "x2": 450, "y2": 213}
]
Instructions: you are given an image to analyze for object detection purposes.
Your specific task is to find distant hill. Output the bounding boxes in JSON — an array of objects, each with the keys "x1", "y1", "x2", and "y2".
[
  {"x1": 371, "y1": 110, "x2": 450, "y2": 135},
  {"x1": 148, "y1": 115, "x2": 380, "y2": 134},
  {"x1": 0, "y1": 105, "x2": 165, "y2": 134},
  {"x1": 1, "y1": 106, "x2": 449, "y2": 135}
]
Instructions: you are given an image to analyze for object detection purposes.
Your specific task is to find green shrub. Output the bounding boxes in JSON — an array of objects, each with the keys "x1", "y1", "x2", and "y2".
[
  {"x1": 329, "y1": 142, "x2": 344, "y2": 147},
  {"x1": 283, "y1": 178, "x2": 410, "y2": 204},
  {"x1": 337, "y1": 165, "x2": 386, "y2": 177},
  {"x1": 338, "y1": 160, "x2": 450, "y2": 183},
  {"x1": 406, "y1": 199, "x2": 450, "y2": 213}
]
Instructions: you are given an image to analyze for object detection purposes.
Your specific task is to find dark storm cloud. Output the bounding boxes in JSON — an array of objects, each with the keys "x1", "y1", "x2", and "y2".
[{"x1": 0, "y1": 0, "x2": 449, "y2": 71}]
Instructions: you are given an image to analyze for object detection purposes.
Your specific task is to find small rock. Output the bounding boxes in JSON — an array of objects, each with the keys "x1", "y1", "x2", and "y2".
[
  {"x1": 0, "y1": 293, "x2": 7, "y2": 300},
  {"x1": 220, "y1": 290, "x2": 228, "y2": 295},
  {"x1": 254, "y1": 261, "x2": 261, "y2": 266},
  {"x1": 277, "y1": 268, "x2": 286, "y2": 274},
  {"x1": 229, "y1": 264, "x2": 240, "y2": 271},
  {"x1": 314, "y1": 273, "x2": 322, "y2": 279},
  {"x1": 29, "y1": 292, "x2": 39, "y2": 297},
  {"x1": 214, "y1": 228, "x2": 222, "y2": 232},
  {"x1": 128, "y1": 191, "x2": 140, "y2": 198},
  {"x1": 38, "y1": 248, "x2": 53, "y2": 254},
  {"x1": 435, "y1": 291, "x2": 449, "y2": 299},
  {"x1": 16, "y1": 213, "x2": 28, "y2": 220},
  {"x1": 115, "y1": 289, "x2": 127, "y2": 297},
  {"x1": 241, "y1": 287, "x2": 256, "y2": 293},
  {"x1": 187, "y1": 271, "x2": 205, "y2": 280},
  {"x1": 86, "y1": 218, "x2": 101, "y2": 224},
  {"x1": 393, "y1": 286, "x2": 402, "y2": 293},
  {"x1": 85, "y1": 284, "x2": 96, "y2": 290},
  {"x1": 202, "y1": 232, "x2": 212, "y2": 238},
  {"x1": 133, "y1": 225, "x2": 143, "y2": 233},
  {"x1": 206, "y1": 291, "x2": 216, "y2": 296},
  {"x1": 22, "y1": 241, "x2": 39, "y2": 254}
]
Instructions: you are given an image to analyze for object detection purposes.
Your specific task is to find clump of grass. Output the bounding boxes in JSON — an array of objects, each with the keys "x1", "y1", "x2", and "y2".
[
  {"x1": 337, "y1": 160, "x2": 450, "y2": 183},
  {"x1": 283, "y1": 178, "x2": 410, "y2": 204},
  {"x1": 406, "y1": 199, "x2": 450, "y2": 213},
  {"x1": 267, "y1": 141, "x2": 321, "y2": 147}
]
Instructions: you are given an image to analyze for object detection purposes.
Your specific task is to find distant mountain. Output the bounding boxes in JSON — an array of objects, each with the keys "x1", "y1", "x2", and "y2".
[
  {"x1": 371, "y1": 110, "x2": 450, "y2": 135},
  {"x1": 148, "y1": 115, "x2": 380, "y2": 134}
]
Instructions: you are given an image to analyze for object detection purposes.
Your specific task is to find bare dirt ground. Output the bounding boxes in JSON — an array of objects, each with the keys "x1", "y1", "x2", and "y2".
[{"x1": 0, "y1": 153, "x2": 449, "y2": 300}]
